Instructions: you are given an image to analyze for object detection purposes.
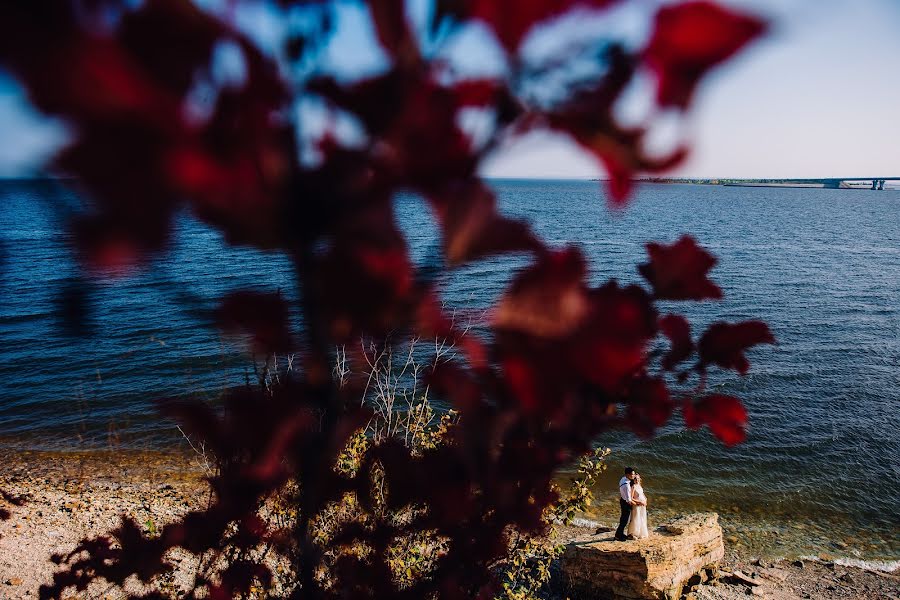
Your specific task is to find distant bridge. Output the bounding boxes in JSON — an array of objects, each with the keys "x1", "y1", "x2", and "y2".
[
  {"x1": 769, "y1": 178, "x2": 900, "y2": 190},
  {"x1": 721, "y1": 177, "x2": 900, "y2": 190},
  {"x1": 641, "y1": 177, "x2": 900, "y2": 190}
]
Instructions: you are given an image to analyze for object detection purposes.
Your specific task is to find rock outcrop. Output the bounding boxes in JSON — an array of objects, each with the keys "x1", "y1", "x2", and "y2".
[{"x1": 561, "y1": 512, "x2": 724, "y2": 600}]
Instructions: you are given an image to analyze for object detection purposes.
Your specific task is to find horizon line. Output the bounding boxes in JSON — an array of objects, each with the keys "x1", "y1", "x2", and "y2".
[{"x1": 3, "y1": 175, "x2": 900, "y2": 182}]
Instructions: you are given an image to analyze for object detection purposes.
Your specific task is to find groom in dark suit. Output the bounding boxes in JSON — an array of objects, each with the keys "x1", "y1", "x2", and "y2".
[{"x1": 614, "y1": 467, "x2": 636, "y2": 541}]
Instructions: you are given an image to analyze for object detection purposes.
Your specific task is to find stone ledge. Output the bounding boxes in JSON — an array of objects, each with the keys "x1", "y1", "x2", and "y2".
[{"x1": 561, "y1": 512, "x2": 725, "y2": 600}]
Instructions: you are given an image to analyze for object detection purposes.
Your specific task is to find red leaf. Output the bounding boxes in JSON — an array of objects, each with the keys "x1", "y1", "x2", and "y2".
[
  {"x1": 118, "y1": 0, "x2": 228, "y2": 97},
  {"x1": 308, "y1": 72, "x2": 408, "y2": 137},
  {"x1": 683, "y1": 394, "x2": 748, "y2": 446},
  {"x1": 503, "y1": 355, "x2": 542, "y2": 414},
  {"x1": 79, "y1": 234, "x2": 141, "y2": 275},
  {"x1": 494, "y1": 263, "x2": 656, "y2": 412},
  {"x1": 451, "y1": 79, "x2": 508, "y2": 107},
  {"x1": 492, "y1": 248, "x2": 588, "y2": 338},
  {"x1": 430, "y1": 181, "x2": 542, "y2": 265},
  {"x1": 698, "y1": 321, "x2": 774, "y2": 374},
  {"x1": 319, "y1": 246, "x2": 415, "y2": 339},
  {"x1": 366, "y1": 0, "x2": 419, "y2": 63},
  {"x1": 638, "y1": 235, "x2": 722, "y2": 300},
  {"x1": 312, "y1": 70, "x2": 479, "y2": 190},
  {"x1": 170, "y1": 47, "x2": 294, "y2": 247},
  {"x1": 644, "y1": 1, "x2": 766, "y2": 108},
  {"x1": 544, "y1": 45, "x2": 687, "y2": 207},
  {"x1": 624, "y1": 376, "x2": 673, "y2": 438},
  {"x1": 166, "y1": 135, "x2": 292, "y2": 248},
  {"x1": 312, "y1": 208, "x2": 417, "y2": 340},
  {"x1": 659, "y1": 314, "x2": 693, "y2": 370},
  {"x1": 428, "y1": 362, "x2": 483, "y2": 414},
  {"x1": 2, "y1": 2, "x2": 293, "y2": 260},
  {"x1": 571, "y1": 281, "x2": 657, "y2": 391},
  {"x1": 216, "y1": 291, "x2": 294, "y2": 354}
]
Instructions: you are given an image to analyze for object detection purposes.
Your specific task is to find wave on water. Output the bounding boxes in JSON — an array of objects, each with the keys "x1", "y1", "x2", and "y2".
[{"x1": 801, "y1": 556, "x2": 900, "y2": 573}]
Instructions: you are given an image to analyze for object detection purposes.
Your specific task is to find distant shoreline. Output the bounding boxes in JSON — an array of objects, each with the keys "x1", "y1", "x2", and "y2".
[
  {"x1": 627, "y1": 178, "x2": 899, "y2": 190},
  {"x1": 3, "y1": 176, "x2": 896, "y2": 190}
]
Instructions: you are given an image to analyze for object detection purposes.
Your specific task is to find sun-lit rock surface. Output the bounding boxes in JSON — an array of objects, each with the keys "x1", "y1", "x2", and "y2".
[{"x1": 561, "y1": 512, "x2": 725, "y2": 599}]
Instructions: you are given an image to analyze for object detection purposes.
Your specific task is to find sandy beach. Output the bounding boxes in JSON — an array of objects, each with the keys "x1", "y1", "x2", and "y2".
[
  {"x1": 1, "y1": 448, "x2": 897, "y2": 599},
  {"x1": 0, "y1": 448, "x2": 210, "y2": 597}
]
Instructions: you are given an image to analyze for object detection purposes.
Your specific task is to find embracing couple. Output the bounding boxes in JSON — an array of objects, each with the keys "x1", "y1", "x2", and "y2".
[{"x1": 614, "y1": 466, "x2": 649, "y2": 541}]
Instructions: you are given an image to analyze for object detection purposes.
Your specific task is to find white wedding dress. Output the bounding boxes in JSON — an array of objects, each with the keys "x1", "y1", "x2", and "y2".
[{"x1": 627, "y1": 483, "x2": 649, "y2": 539}]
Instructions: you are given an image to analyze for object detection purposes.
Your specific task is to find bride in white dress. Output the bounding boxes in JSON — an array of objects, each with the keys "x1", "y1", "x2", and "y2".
[{"x1": 627, "y1": 473, "x2": 649, "y2": 539}]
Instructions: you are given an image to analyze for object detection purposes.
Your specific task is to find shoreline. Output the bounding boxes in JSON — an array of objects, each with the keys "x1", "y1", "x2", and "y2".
[{"x1": 0, "y1": 449, "x2": 897, "y2": 599}]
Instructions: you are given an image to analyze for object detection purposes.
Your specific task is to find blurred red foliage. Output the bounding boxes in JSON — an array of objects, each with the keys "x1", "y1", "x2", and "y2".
[
  {"x1": 639, "y1": 235, "x2": 723, "y2": 301},
  {"x1": 645, "y1": 1, "x2": 767, "y2": 108},
  {"x1": 683, "y1": 393, "x2": 749, "y2": 446},
  {"x1": 0, "y1": 0, "x2": 772, "y2": 597}
]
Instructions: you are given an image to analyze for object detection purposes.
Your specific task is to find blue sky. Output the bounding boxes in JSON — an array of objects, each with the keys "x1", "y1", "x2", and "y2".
[
  {"x1": 1, "y1": 0, "x2": 899, "y2": 179},
  {"x1": 483, "y1": 0, "x2": 900, "y2": 179}
]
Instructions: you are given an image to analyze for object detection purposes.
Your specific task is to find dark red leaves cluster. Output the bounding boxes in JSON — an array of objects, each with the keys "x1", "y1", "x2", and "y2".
[
  {"x1": 699, "y1": 320, "x2": 775, "y2": 374},
  {"x1": 659, "y1": 314, "x2": 693, "y2": 371},
  {"x1": 639, "y1": 235, "x2": 722, "y2": 300},
  {"x1": 544, "y1": 44, "x2": 687, "y2": 204},
  {"x1": 117, "y1": 0, "x2": 226, "y2": 98},
  {"x1": 644, "y1": 1, "x2": 766, "y2": 108},
  {"x1": 0, "y1": 1, "x2": 772, "y2": 598},
  {"x1": 313, "y1": 233, "x2": 417, "y2": 340},
  {"x1": 216, "y1": 291, "x2": 294, "y2": 354},
  {"x1": 430, "y1": 181, "x2": 541, "y2": 265},
  {"x1": 311, "y1": 71, "x2": 485, "y2": 193},
  {"x1": 366, "y1": 0, "x2": 419, "y2": 63},
  {"x1": 0, "y1": 0, "x2": 294, "y2": 265},
  {"x1": 495, "y1": 249, "x2": 660, "y2": 422},
  {"x1": 683, "y1": 394, "x2": 748, "y2": 445},
  {"x1": 624, "y1": 376, "x2": 673, "y2": 438},
  {"x1": 493, "y1": 248, "x2": 589, "y2": 339}
]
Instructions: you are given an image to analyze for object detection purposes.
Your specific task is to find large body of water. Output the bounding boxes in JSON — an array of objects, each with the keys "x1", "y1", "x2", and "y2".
[{"x1": 1, "y1": 179, "x2": 898, "y2": 567}]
